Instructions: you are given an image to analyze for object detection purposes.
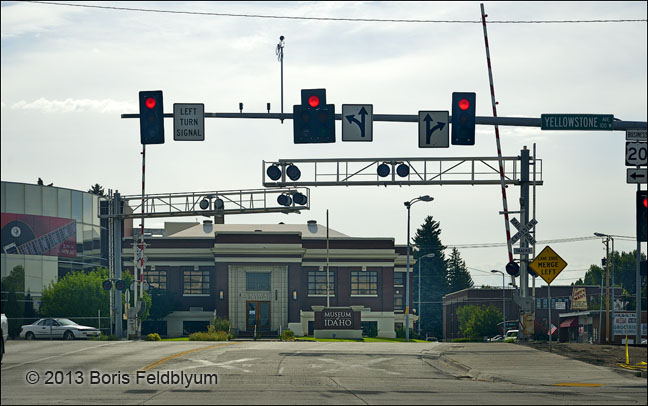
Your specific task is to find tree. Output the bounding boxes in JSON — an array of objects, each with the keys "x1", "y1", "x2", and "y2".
[
  {"x1": 88, "y1": 183, "x2": 106, "y2": 197},
  {"x1": 1, "y1": 265, "x2": 25, "y2": 338},
  {"x1": 446, "y1": 247, "x2": 474, "y2": 293},
  {"x1": 39, "y1": 268, "x2": 110, "y2": 328},
  {"x1": 412, "y1": 215, "x2": 447, "y2": 338},
  {"x1": 456, "y1": 305, "x2": 502, "y2": 340},
  {"x1": 578, "y1": 250, "x2": 647, "y2": 310},
  {"x1": 148, "y1": 287, "x2": 178, "y2": 321}
]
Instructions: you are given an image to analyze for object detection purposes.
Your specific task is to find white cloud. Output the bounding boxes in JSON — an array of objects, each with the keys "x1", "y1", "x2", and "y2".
[
  {"x1": 0, "y1": 1, "x2": 86, "y2": 39},
  {"x1": 9, "y1": 98, "x2": 136, "y2": 114}
]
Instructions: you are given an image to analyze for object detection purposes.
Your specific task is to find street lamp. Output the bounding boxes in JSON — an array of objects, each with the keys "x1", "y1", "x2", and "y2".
[
  {"x1": 491, "y1": 270, "x2": 506, "y2": 336},
  {"x1": 405, "y1": 195, "x2": 434, "y2": 342},
  {"x1": 418, "y1": 253, "x2": 435, "y2": 338}
]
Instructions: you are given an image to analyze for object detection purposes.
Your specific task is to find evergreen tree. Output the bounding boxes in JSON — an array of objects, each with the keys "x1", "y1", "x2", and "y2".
[
  {"x1": 446, "y1": 247, "x2": 474, "y2": 293},
  {"x1": 1, "y1": 265, "x2": 25, "y2": 338},
  {"x1": 412, "y1": 215, "x2": 447, "y2": 338}
]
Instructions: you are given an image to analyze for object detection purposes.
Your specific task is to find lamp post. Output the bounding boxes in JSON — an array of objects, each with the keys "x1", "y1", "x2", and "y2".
[
  {"x1": 405, "y1": 195, "x2": 434, "y2": 342},
  {"x1": 491, "y1": 270, "x2": 506, "y2": 336},
  {"x1": 418, "y1": 253, "x2": 435, "y2": 338}
]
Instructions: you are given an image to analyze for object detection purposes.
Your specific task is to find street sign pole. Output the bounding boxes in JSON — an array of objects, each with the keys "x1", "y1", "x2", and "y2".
[{"x1": 548, "y1": 283, "x2": 552, "y2": 353}]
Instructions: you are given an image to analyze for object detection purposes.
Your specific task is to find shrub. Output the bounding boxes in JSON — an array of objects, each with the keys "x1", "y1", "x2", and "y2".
[
  {"x1": 211, "y1": 317, "x2": 230, "y2": 334},
  {"x1": 281, "y1": 329, "x2": 295, "y2": 341},
  {"x1": 189, "y1": 330, "x2": 228, "y2": 341},
  {"x1": 145, "y1": 333, "x2": 161, "y2": 341}
]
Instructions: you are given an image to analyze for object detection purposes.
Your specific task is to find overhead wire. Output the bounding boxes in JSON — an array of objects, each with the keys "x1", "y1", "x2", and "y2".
[{"x1": 21, "y1": 1, "x2": 648, "y2": 24}]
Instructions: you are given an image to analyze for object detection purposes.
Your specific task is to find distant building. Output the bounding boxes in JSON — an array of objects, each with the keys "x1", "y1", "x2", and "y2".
[
  {"x1": 1, "y1": 181, "x2": 117, "y2": 306},
  {"x1": 126, "y1": 220, "x2": 415, "y2": 338},
  {"x1": 443, "y1": 285, "x2": 624, "y2": 342}
]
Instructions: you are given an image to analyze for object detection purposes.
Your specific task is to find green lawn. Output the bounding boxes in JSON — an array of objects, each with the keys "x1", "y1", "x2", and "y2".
[
  {"x1": 297, "y1": 336, "x2": 428, "y2": 343},
  {"x1": 159, "y1": 337, "x2": 430, "y2": 343}
]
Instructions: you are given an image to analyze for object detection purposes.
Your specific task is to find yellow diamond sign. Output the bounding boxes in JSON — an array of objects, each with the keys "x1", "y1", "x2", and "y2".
[{"x1": 529, "y1": 246, "x2": 567, "y2": 285}]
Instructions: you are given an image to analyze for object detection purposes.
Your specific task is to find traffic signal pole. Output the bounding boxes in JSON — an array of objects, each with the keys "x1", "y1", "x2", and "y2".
[{"x1": 121, "y1": 111, "x2": 647, "y2": 131}]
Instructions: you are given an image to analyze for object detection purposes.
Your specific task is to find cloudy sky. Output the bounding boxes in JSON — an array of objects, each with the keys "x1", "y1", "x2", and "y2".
[{"x1": 1, "y1": 1, "x2": 646, "y2": 288}]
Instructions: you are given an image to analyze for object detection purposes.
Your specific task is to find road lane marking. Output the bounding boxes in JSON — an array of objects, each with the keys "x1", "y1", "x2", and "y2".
[
  {"x1": 182, "y1": 357, "x2": 259, "y2": 373},
  {"x1": 1, "y1": 341, "x2": 127, "y2": 371},
  {"x1": 552, "y1": 383, "x2": 605, "y2": 387},
  {"x1": 139, "y1": 342, "x2": 238, "y2": 372}
]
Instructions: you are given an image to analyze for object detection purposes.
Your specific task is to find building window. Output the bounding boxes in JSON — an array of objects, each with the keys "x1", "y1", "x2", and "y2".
[
  {"x1": 394, "y1": 289, "x2": 403, "y2": 312},
  {"x1": 246, "y1": 272, "x2": 271, "y2": 291},
  {"x1": 394, "y1": 272, "x2": 405, "y2": 287},
  {"x1": 536, "y1": 298, "x2": 542, "y2": 309},
  {"x1": 307, "y1": 271, "x2": 335, "y2": 295},
  {"x1": 351, "y1": 271, "x2": 378, "y2": 295},
  {"x1": 144, "y1": 268, "x2": 167, "y2": 290},
  {"x1": 183, "y1": 268, "x2": 210, "y2": 295}
]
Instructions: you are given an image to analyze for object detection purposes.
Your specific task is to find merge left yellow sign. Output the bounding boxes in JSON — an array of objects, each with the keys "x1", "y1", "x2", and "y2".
[{"x1": 529, "y1": 246, "x2": 567, "y2": 285}]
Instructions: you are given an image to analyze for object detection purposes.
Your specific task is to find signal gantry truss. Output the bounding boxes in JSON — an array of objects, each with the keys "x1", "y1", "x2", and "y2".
[
  {"x1": 99, "y1": 187, "x2": 310, "y2": 220},
  {"x1": 263, "y1": 157, "x2": 542, "y2": 187}
]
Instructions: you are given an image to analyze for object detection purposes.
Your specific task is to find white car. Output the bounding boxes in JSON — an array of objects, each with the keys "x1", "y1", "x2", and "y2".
[
  {"x1": 20, "y1": 318, "x2": 100, "y2": 340},
  {"x1": 1, "y1": 313, "x2": 8, "y2": 362}
]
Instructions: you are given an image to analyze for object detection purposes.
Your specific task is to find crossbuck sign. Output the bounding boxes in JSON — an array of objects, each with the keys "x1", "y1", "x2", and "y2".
[{"x1": 510, "y1": 218, "x2": 537, "y2": 245}]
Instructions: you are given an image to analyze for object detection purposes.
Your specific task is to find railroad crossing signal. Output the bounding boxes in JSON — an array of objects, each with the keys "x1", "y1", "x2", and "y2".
[{"x1": 510, "y1": 218, "x2": 537, "y2": 245}]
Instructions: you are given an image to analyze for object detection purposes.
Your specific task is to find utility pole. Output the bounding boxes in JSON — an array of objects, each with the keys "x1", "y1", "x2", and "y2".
[{"x1": 605, "y1": 237, "x2": 610, "y2": 343}]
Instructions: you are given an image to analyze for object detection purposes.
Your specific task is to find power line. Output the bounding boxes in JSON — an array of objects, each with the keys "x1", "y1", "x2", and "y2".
[{"x1": 22, "y1": 2, "x2": 648, "y2": 24}]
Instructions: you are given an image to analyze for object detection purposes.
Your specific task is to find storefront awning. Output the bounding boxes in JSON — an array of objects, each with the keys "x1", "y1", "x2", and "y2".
[{"x1": 560, "y1": 317, "x2": 577, "y2": 328}]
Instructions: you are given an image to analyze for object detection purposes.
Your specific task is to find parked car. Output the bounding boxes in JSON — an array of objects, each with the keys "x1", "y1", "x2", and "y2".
[
  {"x1": 488, "y1": 335, "x2": 503, "y2": 342},
  {"x1": 20, "y1": 318, "x2": 100, "y2": 340},
  {"x1": 1, "y1": 313, "x2": 8, "y2": 362},
  {"x1": 504, "y1": 329, "x2": 519, "y2": 342},
  {"x1": 426, "y1": 336, "x2": 439, "y2": 342}
]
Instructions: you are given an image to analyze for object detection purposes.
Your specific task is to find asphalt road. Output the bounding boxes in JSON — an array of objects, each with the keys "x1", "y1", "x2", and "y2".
[{"x1": 1, "y1": 339, "x2": 646, "y2": 404}]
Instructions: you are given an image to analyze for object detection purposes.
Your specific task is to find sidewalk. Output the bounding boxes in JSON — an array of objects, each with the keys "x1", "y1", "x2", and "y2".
[{"x1": 428, "y1": 342, "x2": 647, "y2": 386}]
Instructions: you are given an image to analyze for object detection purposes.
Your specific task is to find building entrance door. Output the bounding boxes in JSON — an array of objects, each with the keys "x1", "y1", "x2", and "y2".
[{"x1": 246, "y1": 301, "x2": 271, "y2": 331}]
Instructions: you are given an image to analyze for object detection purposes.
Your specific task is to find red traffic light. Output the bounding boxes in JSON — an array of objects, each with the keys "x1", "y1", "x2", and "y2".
[
  {"x1": 145, "y1": 97, "x2": 156, "y2": 109},
  {"x1": 643, "y1": 196, "x2": 647, "y2": 208},
  {"x1": 458, "y1": 99, "x2": 470, "y2": 110},
  {"x1": 308, "y1": 95, "x2": 320, "y2": 108}
]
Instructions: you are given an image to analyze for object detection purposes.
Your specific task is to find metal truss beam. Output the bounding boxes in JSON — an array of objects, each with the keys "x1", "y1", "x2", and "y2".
[
  {"x1": 262, "y1": 157, "x2": 542, "y2": 187},
  {"x1": 100, "y1": 187, "x2": 310, "y2": 220}
]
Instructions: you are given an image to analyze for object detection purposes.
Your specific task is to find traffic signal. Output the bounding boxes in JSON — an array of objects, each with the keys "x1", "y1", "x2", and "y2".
[
  {"x1": 293, "y1": 89, "x2": 335, "y2": 143},
  {"x1": 451, "y1": 92, "x2": 476, "y2": 145},
  {"x1": 638, "y1": 190, "x2": 647, "y2": 242},
  {"x1": 506, "y1": 261, "x2": 520, "y2": 277},
  {"x1": 139, "y1": 90, "x2": 165, "y2": 144}
]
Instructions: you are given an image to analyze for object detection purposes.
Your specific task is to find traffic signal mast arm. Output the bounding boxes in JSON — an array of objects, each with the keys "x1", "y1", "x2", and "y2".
[{"x1": 121, "y1": 112, "x2": 646, "y2": 131}]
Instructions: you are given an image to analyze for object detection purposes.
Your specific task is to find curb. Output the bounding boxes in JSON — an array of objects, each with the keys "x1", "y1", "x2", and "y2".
[{"x1": 614, "y1": 366, "x2": 646, "y2": 378}]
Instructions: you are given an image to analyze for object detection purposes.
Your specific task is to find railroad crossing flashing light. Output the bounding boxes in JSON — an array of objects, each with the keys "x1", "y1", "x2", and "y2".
[
  {"x1": 396, "y1": 163, "x2": 410, "y2": 177},
  {"x1": 451, "y1": 92, "x2": 476, "y2": 145},
  {"x1": 293, "y1": 89, "x2": 335, "y2": 144},
  {"x1": 267, "y1": 165, "x2": 282, "y2": 181},
  {"x1": 506, "y1": 261, "x2": 520, "y2": 277},
  {"x1": 139, "y1": 90, "x2": 165, "y2": 145},
  {"x1": 377, "y1": 163, "x2": 390, "y2": 177}
]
